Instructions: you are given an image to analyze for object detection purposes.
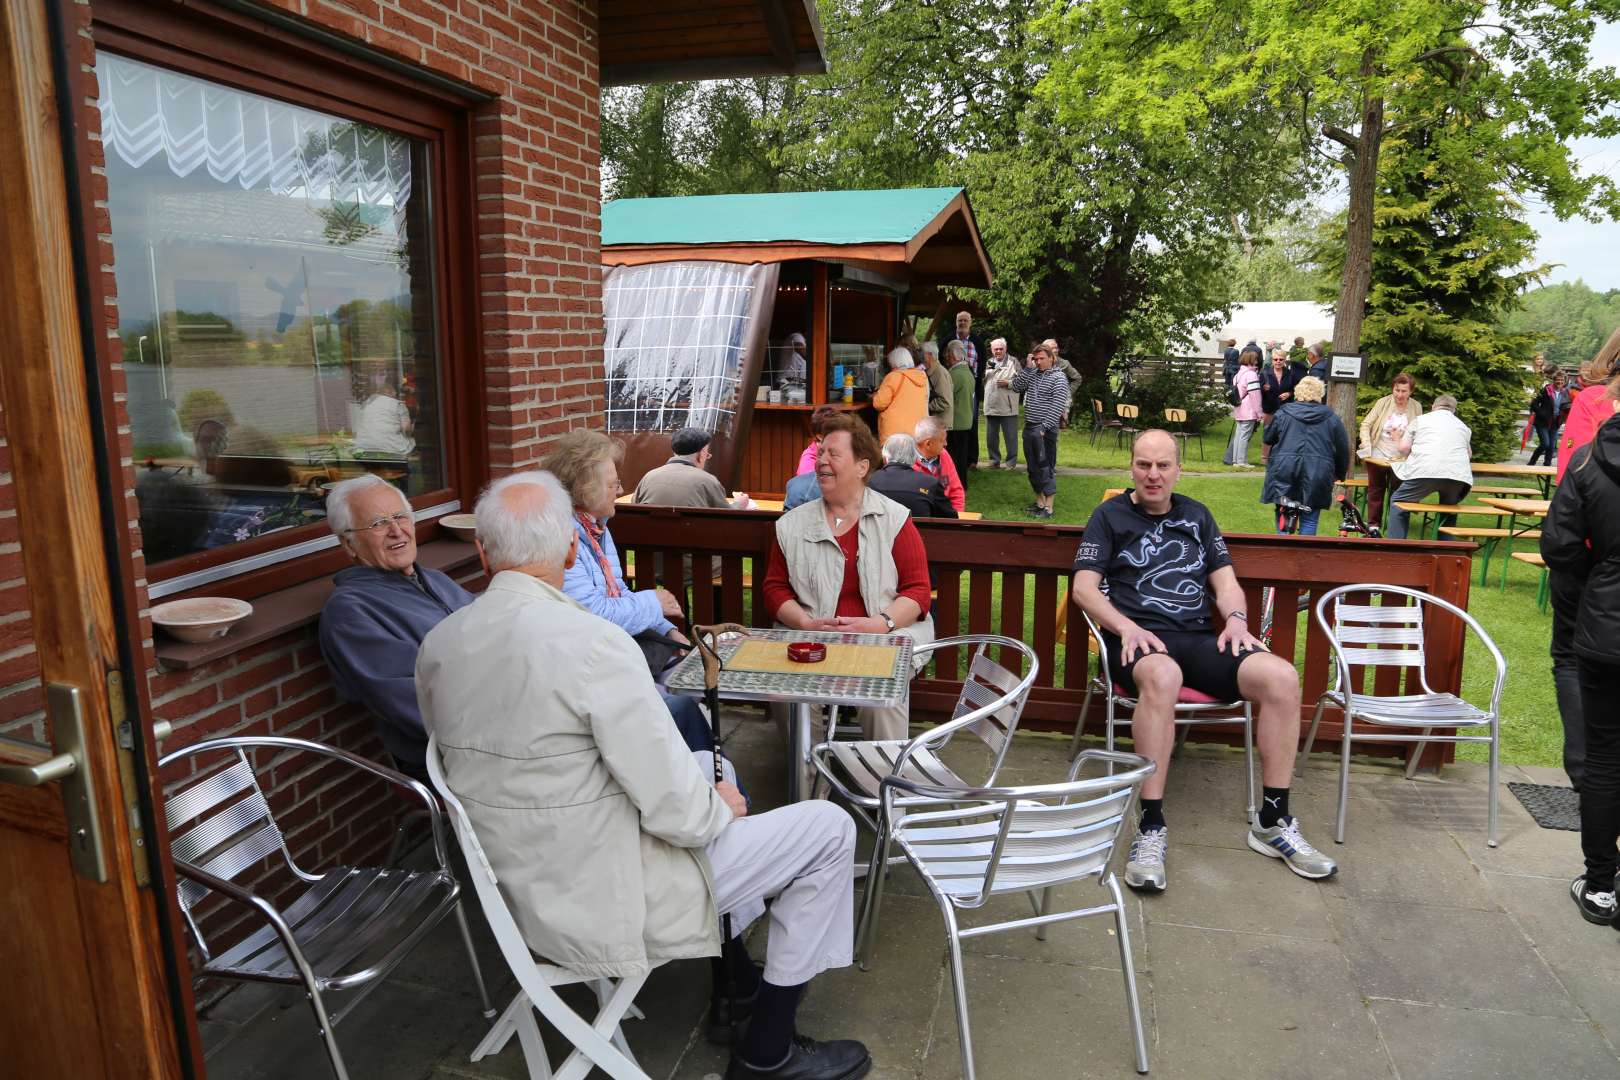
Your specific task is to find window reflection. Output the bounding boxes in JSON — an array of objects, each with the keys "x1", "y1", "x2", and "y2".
[{"x1": 99, "y1": 53, "x2": 443, "y2": 565}]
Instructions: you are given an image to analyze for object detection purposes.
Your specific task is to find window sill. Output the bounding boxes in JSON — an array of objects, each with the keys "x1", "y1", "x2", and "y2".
[{"x1": 153, "y1": 539, "x2": 483, "y2": 670}]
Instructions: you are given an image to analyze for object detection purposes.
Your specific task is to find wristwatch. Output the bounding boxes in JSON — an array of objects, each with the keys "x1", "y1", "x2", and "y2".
[{"x1": 880, "y1": 612, "x2": 896, "y2": 633}]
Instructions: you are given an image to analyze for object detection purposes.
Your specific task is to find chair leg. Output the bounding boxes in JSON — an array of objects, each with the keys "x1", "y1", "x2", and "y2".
[
  {"x1": 1171, "y1": 724, "x2": 1189, "y2": 760},
  {"x1": 1070, "y1": 683, "x2": 1095, "y2": 761},
  {"x1": 1107, "y1": 874, "x2": 1150, "y2": 1074},
  {"x1": 1404, "y1": 728, "x2": 1431, "y2": 780},
  {"x1": 856, "y1": 824, "x2": 892, "y2": 971},
  {"x1": 1335, "y1": 719, "x2": 1353, "y2": 844},
  {"x1": 453, "y1": 900, "x2": 499, "y2": 1018},
  {"x1": 1296, "y1": 697, "x2": 1327, "y2": 780},
  {"x1": 1487, "y1": 721, "x2": 1501, "y2": 848},
  {"x1": 304, "y1": 984, "x2": 351, "y2": 1080},
  {"x1": 1034, "y1": 886, "x2": 1054, "y2": 942},
  {"x1": 940, "y1": 903, "x2": 977, "y2": 1080},
  {"x1": 592, "y1": 981, "x2": 639, "y2": 1064},
  {"x1": 473, "y1": 993, "x2": 551, "y2": 1079},
  {"x1": 1241, "y1": 703, "x2": 1256, "y2": 825}
]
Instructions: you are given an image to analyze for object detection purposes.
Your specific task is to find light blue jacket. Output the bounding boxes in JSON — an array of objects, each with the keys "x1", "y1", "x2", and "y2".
[{"x1": 563, "y1": 516, "x2": 674, "y2": 637}]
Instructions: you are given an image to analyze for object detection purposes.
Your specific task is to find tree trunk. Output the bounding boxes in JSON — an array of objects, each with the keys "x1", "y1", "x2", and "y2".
[{"x1": 1328, "y1": 88, "x2": 1385, "y2": 458}]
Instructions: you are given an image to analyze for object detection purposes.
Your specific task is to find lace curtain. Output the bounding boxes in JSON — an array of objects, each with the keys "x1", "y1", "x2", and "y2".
[{"x1": 95, "y1": 53, "x2": 414, "y2": 231}]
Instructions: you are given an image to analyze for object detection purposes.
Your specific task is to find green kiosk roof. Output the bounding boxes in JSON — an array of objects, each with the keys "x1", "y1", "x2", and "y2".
[{"x1": 602, "y1": 187, "x2": 964, "y2": 247}]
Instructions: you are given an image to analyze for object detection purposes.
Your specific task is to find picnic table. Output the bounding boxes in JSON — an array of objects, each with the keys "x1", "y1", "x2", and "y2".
[
  {"x1": 1469, "y1": 497, "x2": 1551, "y2": 588},
  {"x1": 1391, "y1": 501, "x2": 1515, "y2": 541},
  {"x1": 1470, "y1": 461, "x2": 1557, "y2": 496},
  {"x1": 662, "y1": 626, "x2": 915, "y2": 802}
]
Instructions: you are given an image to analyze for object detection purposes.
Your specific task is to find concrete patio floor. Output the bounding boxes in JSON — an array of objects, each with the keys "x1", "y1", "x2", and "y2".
[{"x1": 199, "y1": 710, "x2": 1619, "y2": 1080}]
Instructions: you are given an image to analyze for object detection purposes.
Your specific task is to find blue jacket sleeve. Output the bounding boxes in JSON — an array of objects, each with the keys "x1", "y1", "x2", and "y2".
[
  {"x1": 560, "y1": 554, "x2": 672, "y2": 636},
  {"x1": 317, "y1": 599, "x2": 427, "y2": 752}
]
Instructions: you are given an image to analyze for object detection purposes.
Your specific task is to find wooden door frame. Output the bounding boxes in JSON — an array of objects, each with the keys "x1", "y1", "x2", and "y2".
[{"x1": 0, "y1": 0, "x2": 195, "y2": 1074}]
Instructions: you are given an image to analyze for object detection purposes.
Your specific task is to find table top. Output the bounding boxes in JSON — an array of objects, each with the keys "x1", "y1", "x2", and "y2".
[
  {"x1": 1510, "y1": 551, "x2": 1547, "y2": 566},
  {"x1": 1470, "y1": 462, "x2": 1557, "y2": 478},
  {"x1": 1477, "y1": 497, "x2": 1551, "y2": 515},
  {"x1": 1392, "y1": 502, "x2": 1513, "y2": 516},
  {"x1": 664, "y1": 626, "x2": 913, "y2": 708}
]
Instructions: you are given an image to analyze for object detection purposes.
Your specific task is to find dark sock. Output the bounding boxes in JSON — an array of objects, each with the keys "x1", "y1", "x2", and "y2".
[
  {"x1": 1260, "y1": 786, "x2": 1290, "y2": 829},
  {"x1": 1139, "y1": 799, "x2": 1165, "y2": 831},
  {"x1": 736, "y1": 981, "x2": 806, "y2": 1069}
]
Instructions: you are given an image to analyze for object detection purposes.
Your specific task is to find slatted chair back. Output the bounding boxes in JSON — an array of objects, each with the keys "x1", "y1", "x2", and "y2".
[
  {"x1": 163, "y1": 747, "x2": 303, "y2": 960},
  {"x1": 882, "y1": 750, "x2": 1153, "y2": 909},
  {"x1": 942, "y1": 642, "x2": 1027, "y2": 781},
  {"x1": 1323, "y1": 589, "x2": 1433, "y2": 693}
]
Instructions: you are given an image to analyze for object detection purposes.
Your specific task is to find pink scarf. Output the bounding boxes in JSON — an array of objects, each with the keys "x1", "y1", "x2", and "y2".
[{"x1": 575, "y1": 513, "x2": 621, "y2": 598}]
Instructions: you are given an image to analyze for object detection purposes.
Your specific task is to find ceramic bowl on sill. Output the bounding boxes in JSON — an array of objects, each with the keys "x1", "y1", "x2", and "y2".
[
  {"x1": 151, "y1": 597, "x2": 254, "y2": 644},
  {"x1": 438, "y1": 513, "x2": 478, "y2": 542}
]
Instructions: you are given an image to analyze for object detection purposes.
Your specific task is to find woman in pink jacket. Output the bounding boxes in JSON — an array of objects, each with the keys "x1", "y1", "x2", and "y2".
[
  {"x1": 1228, "y1": 348, "x2": 1265, "y2": 468},
  {"x1": 1560, "y1": 357, "x2": 1620, "y2": 484}
]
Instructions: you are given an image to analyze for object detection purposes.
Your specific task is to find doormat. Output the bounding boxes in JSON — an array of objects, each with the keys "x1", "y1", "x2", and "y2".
[{"x1": 1507, "y1": 782, "x2": 1580, "y2": 832}]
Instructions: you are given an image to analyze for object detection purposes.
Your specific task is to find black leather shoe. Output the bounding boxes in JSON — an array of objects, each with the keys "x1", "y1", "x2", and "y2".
[{"x1": 725, "y1": 1035, "x2": 872, "y2": 1080}]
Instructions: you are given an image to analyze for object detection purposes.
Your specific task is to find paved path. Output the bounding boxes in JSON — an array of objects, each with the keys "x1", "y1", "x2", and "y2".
[{"x1": 200, "y1": 718, "x2": 1614, "y2": 1080}]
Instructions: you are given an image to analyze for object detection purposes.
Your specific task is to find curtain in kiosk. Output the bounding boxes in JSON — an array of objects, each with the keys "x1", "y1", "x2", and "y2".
[
  {"x1": 96, "y1": 53, "x2": 413, "y2": 235},
  {"x1": 603, "y1": 261, "x2": 779, "y2": 437}
]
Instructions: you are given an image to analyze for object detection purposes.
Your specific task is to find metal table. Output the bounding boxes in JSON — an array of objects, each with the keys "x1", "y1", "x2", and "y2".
[{"x1": 664, "y1": 627, "x2": 914, "y2": 803}]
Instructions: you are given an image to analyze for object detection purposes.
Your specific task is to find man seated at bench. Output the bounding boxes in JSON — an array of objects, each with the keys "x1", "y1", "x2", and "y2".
[
  {"x1": 1071, "y1": 430, "x2": 1338, "y2": 891},
  {"x1": 418, "y1": 471, "x2": 870, "y2": 1080},
  {"x1": 1385, "y1": 393, "x2": 1473, "y2": 539}
]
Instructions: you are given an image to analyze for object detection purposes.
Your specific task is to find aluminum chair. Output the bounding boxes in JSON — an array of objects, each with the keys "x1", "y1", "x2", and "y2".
[
  {"x1": 880, "y1": 750, "x2": 1156, "y2": 1078},
  {"x1": 1069, "y1": 609, "x2": 1256, "y2": 823},
  {"x1": 427, "y1": 734, "x2": 654, "y2": 1080},
  {"x1": 1299, "y1": 584, "x2": 1507, "y2": 846},
  {"x1": 158, "y1": 736, "x2": 496, "y2": 1080},
  {"x1": 809, "y1": 635, "x2": 1039, "y2": 968}
]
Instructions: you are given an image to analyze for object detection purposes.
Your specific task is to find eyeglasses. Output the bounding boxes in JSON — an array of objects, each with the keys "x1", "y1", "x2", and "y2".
[{"x1": 344, "y1": 512, "x2": 413, "y2": 535}]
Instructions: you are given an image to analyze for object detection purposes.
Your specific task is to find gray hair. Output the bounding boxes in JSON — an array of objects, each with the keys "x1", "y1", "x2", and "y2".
[
  {"x1": 326, "y1": 473, "x2": 410, "y2": 536},
  {"x1": 883, "y1": 433, "x2": 919, "y2": 467},
  {"x1": 1294, "y1": 375, "x2": 1327, "y2": 403},
  {"x1": 1433, "y1": 394, "x2": 1459, "y2": 412},
  {"x1": 990, "y1": 337, "x2": 1007, "y2": 351},
  {"x1": 913, "y1": 415, "x2": 945, "y2": 441},
  {"x1": 920, "y1": 341, "x2": 940, "y2": 361},
  {"x1": 886, "y1": 346, "x2": 915, "y2": 370},
  {"x1": 944, "y1": 340, "x2": 967, "y2": 363},
  {"x1": 474, "y1": 470, "x2": 575, "y2": 571}
]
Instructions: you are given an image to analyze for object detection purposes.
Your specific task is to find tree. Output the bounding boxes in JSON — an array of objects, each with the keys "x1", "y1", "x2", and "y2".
[
  {"x1": 1319, "y1": 122, "x2": 1547, "y2": 462},
  {"x1": 1502, "y1": 282, "x2": 1620, "y2": 371},
  {"x1": 1226, "y1": 207, "x2": 1333, "y2": 303},
  {"x1": 1039, "y1": 0, "x2": 1620, "y2": 434}
]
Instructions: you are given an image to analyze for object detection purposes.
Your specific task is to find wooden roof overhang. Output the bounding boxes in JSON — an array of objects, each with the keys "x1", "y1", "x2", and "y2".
[
  {"x1": 599, "y1": 0, "x2": 828, "y2": 86},
  {"x1": 601, "y1": 190, "x2": 993, "y2": 300}
]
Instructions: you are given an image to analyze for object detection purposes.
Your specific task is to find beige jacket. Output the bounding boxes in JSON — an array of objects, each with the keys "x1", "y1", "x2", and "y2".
[
  {"x1": 773, "y1": 488, "x2": 934, "y2": 650},
  {"x1": 1358, "y1": 394, "x2": 1424, "y2": 459},
  {"x1": 416, "y1": 571, "x2": 731, "y2": 979}
]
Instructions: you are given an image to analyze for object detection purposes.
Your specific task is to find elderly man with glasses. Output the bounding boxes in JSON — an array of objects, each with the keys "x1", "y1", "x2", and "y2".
[{"x1": 318, "y1": 474, "x2": 474, "y2": 782}]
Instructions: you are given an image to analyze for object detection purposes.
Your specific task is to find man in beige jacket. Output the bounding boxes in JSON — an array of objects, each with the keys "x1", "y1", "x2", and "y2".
[{"x1": 417, "y1": 470, "x2": 870, "y2": 1080}]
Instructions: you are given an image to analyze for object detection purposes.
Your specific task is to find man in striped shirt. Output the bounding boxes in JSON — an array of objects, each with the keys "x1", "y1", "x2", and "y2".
[{"x1": 1011, "y1": 343, "x2": 1071, "y2": 518}]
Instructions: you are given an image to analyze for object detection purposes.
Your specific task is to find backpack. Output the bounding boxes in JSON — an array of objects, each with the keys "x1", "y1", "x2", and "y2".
[{"x1": 1226, "y1": 380, "x2": 1243, "y2": 407}]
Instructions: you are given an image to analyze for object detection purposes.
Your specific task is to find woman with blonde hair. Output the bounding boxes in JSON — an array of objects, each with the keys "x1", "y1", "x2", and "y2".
[{"x1": 1261, "y1": 375, "x2": 1350, "y2": 535}]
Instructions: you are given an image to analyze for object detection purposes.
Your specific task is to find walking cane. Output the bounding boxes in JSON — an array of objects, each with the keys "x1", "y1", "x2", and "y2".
[{"x1": 691, "y1": 622, "x2": 751, "y2": 1040}]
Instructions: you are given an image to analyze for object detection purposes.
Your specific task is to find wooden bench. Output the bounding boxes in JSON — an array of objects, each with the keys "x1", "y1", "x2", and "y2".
[
  {"x1": 1510, "y1": 551, "x2": 1549, "y2": 611},
  {"x1": 1438, "y1": 526, "x2": 1544, "y2": 585},
  {"x1": 1471, "y1": 484, "x2": 1540, "y2": 497},
  {"x1": 1393, "y1": 502, "x2": 1514, "y2": 540}
]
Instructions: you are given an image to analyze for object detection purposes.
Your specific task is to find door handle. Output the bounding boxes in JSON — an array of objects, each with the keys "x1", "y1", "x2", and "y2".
[{"x1": 0, "y1": 684, "x2": 107, "y2": 881}]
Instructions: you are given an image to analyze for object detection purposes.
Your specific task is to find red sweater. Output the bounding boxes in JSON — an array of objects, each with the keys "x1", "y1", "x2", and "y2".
[
  {"x1": 913, "y1": 454, "x2": 965, "y2": 511},
  {"x1": 763, "y1": 519, "x2": 932, "y2": 620}
]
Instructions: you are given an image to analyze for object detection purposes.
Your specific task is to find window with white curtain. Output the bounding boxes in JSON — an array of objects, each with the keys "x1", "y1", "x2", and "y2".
[{"x1": 99, "y1": 52, "x2": 445, "y2": 566}]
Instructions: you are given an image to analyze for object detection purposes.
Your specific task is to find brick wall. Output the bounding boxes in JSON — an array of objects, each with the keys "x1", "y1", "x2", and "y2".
[{"x1": 0, "y1": 0, "x2": 607, "y2": 952}]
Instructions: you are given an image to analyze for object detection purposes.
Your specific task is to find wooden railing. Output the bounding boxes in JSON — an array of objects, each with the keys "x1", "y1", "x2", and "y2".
[{"x1": 612, "y1": 505, "x2": 1476, "y2": 763}]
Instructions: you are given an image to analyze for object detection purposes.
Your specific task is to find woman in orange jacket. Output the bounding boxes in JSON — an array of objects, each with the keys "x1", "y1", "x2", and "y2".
[{"x1": 872, "y1": 345, "x2": 930, "y2": 441}]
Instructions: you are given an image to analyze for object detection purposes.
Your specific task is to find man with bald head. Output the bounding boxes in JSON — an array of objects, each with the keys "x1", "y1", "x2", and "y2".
[
  {"x1": 1071, "y1": 430, "x2": 1337, "y2": 892},
  {"x1": 417, "y1": 471, "x2": 869, "y2": 1080}
]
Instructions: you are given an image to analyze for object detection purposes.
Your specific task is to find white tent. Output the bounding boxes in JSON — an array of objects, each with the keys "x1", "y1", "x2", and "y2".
[{"x1": 1191, "y1": 301, "x2": 1334, "y2": 358}]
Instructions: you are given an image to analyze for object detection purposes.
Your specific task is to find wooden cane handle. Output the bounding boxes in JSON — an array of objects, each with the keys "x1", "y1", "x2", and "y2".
[{"x1": 691, "y1": 623, "x2": 750, "y2": 691}]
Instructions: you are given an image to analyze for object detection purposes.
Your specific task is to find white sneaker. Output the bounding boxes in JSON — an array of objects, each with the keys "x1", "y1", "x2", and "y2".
[{"x1": 1125, "y1": 826, "x2": 1168, "y2": 892}]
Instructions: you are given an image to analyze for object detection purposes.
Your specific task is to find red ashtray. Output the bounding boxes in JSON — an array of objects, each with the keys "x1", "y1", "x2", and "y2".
[{"x1": 787, "y1": 641, "x2": 827, "y2": 663}]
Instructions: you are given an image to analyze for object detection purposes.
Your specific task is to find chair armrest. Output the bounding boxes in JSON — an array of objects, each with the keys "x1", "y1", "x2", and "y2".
[
  {"x1": 172, "y1": 858, "x2": 323, "y2": 988},
  {"x1": 161, "y1": 735, "x2": 452, "y2": 870}
]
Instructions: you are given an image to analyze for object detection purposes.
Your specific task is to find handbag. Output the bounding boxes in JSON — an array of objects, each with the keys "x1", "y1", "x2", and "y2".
[{"x1": 634, "y1": 628, "x2": 687, "y2": 679}]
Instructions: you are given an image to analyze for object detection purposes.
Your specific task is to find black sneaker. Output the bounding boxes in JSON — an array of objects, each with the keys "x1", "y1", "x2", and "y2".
[
  {"x1": 1033, "y1": 507, "x2": 1054, "y2": 519},
  {"x1": 1571, "y1": 875, "x2": 1617, "y2": 926},
  {"x1": 726, "y1": 1034, "x2": 872, "y2": 1080}
]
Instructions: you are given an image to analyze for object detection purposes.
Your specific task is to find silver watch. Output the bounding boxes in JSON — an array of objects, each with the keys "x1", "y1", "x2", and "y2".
[{"x1": 880, "y1": 612, "x2": 896, "y2": 632}]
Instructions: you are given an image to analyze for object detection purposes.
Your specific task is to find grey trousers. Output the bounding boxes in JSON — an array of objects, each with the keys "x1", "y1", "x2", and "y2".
[{"x1": 702, "y1": 757, "x2": 856, "y2": 986}]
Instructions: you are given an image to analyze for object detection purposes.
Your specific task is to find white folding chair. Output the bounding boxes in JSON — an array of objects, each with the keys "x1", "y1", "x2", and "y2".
[
  {"x1": 1068, "y1": 609, "x2": 1256, "y2": 823},
  {"x1": 809, "y1": 634, "x2": 1039, "y2": 969},
  {"x1": 880, "y1": 750, "x2": 1157, "y2": 1078},
  {"x1": 1300, "y1": 584, "x2": 1506, "y2": 846},
  {"x1": 426, "y1": 734, "x2": 653, "y2": 1080}
]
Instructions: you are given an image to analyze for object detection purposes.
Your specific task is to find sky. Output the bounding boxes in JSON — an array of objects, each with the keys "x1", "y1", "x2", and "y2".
[{"x1": 1521, "y1": 21, "x2": 1620, "y2": 292}]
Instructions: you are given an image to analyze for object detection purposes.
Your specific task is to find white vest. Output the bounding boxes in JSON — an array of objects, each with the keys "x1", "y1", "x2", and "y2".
[{"x1": 773, "y1": 488, "x2": 935, "y2": 650}]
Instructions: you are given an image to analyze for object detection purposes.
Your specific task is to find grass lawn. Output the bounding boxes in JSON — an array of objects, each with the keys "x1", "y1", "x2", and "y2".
[
  {"x1": 1037, "y1": 414, "x2": 1256, "y2": 472},
  {"x1": 961, "y1": 457, "x2": 1560, "y2": 770}
]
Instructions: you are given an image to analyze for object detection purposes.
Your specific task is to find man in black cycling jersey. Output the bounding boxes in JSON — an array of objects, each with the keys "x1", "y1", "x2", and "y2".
[{"x1": 1071, "y1": 429, "x2": 1338, "y2": 892}]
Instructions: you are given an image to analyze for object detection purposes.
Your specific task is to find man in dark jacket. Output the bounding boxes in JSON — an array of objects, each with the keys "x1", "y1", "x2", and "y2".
[
  {"x1": 870, "y1": 434, "x2": 958, "y2": 519},
  {"x1": 1542, "y1": 410, "x2": 1620, "y2": 925},
  {"x1": 1260, "y1": 376, "x2": 1350, "y2": 535},
  {"x1": 1222, "y1": 339, "x2": 1241, "y2": 388},
  {"x1": 318, "y1": 475, "x2": 474, "y2": 780}
]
